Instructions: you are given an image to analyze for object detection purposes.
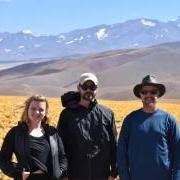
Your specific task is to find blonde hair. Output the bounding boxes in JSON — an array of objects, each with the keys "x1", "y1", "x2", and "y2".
[{"x1": 21, "y1": 94, "x2": 49, "y2": 125}]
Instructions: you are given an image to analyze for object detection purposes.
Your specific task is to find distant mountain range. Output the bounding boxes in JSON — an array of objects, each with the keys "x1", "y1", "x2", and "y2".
[
  {"x1": 0, "y1": 41, "x2": 180, "y2": 99},
  {"x1": 1, "y1": 18, "x2": 180, "y2": 62}
]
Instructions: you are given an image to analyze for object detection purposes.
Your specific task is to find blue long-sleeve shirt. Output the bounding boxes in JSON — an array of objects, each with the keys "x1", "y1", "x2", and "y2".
[{"x1": 117, "y1": 108, "x2": 180, "y2": 180}]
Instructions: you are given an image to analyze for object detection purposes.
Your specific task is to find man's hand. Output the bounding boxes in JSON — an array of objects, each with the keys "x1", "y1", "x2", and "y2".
[
  {"x1": 22, "y1": 169, "x2": 30, "y2": 180},
  {"x1": 108, "y1": 176, "x2": 115, "y2": 180},
  {"x1": 62, "y1": 177, "x2": 68, "y2": 180}
]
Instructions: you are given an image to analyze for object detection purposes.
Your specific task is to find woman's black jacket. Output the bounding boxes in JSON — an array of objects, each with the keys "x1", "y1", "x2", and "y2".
[{"x1": 0, "y1": 122, "x2": 67, "y2": 180}]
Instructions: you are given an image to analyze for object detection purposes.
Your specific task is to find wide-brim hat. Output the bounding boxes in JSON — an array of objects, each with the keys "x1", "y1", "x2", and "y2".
[{"x1": 133, "y1": 75, "x2": 166, "y2": 98}]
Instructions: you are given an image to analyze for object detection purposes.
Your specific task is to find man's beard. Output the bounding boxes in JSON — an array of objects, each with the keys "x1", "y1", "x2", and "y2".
[
  {"x1": 82, "y1": 92, "x2": 95, "y2": 101},
  {"x1": 144, "y1": 97, "x2": 156, "y2": 107}
]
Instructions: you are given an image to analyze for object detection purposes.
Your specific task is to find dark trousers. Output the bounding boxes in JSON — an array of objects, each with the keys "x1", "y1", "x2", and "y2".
[{"x1": 27, "y1": 174, "x2": 50, "y2": 180}]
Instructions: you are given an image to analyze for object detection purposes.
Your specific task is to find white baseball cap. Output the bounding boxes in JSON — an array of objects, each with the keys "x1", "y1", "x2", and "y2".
[{"x1": 79, "y1": 73, "x2": 98, "y2": 86}]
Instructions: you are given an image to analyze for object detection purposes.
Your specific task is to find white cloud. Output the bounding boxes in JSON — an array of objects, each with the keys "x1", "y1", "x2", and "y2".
[
  {"x1": 96, "y1": 28, "x2": 108, "y2": 40},
  {"x1": 141, "y1": 19, "x2": 156, "y2": 27},
  {"x1": 177, "y1": 24, "x2": 180, "y2": 28},
  {"x1": 0, "y1": 38, "x2": 3, "y2": 42},
  {"x1": 4, "y1": 48, "x2": 11, "y2": 53},
  {"x1": 22, "y1": 29, "x2": 33, "y2": 34}
]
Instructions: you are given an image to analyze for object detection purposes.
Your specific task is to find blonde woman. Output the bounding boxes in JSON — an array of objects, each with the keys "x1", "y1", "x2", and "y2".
[{"x1": 0, "y1": 95, "x2": 67, "y2": 180}]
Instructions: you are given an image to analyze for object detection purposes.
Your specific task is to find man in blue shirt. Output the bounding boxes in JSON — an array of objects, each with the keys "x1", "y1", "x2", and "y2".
[{"x1": 117, "y1": 75, "x2": 180, "y2": 180}]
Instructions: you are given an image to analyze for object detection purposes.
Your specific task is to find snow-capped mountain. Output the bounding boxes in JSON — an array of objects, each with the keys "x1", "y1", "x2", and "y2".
[{"x1": 1, "y1": 18, "x2": 180, "y2": 62}]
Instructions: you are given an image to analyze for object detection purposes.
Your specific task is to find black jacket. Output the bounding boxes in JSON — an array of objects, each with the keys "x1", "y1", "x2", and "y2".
[
  {"x1": 57, "y1": 95, "x2": 117, "y2": 180},
  {"x1": 0, "y1": 122, "x2": 67, "y2": 180}
]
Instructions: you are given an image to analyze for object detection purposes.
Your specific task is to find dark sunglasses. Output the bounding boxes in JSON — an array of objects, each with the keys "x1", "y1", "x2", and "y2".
[
  {"x1": 80, "y1": 84, "x2": 97, "y2": 91},
  {"x1": 140, "y1": 89, "x2": 158, "y2": 95}
]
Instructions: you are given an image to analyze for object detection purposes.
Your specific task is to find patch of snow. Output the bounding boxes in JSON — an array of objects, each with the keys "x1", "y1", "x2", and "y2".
[
  {"x1": 96, "y1": 28, "x2": 108, "y2": 40},
  {"x1": 66, "y1": 40, "x2": 74, "y2": 44},
  {"x1": 141, "y1": 19, "x2": 156, "y2": 27},
  {"x1": 17, "y1": 53, "x2": 23, "y2": 56},
  {"x1": 58, "y1": 35, "x2": 66, "y2": 40},
  {"x1": 22, "y1": 29, "x2": 33, "y2": 34},
  {"x1": 170, "y1": 19, "x2": 176, "y2": 22},
  {"x1": 4, "y1": 48, "x2": 11, "y2": 52},
  {"x1": 18, "y1": 45, "x2": 24, "y2": 49},
  {"x1": 163, "y1": 29, "x2": 169, "y2": 33},
  {"x1": 170, "y1": 17, "x2": 180, "y2": 21},
  {"x1": 79, "y1": 36, "x2": 84, "y2": 41},
  {"x1": 34, "y1": 44, "x2": 41, "y2": 48},
  {"x1": 33, "y1": 34, "x2": 42, "y2": 37},
  {"x1": 154, "y1": 34, "x2": 164, "y2": 39},
  {"x1": 132, "y1": 43, "x2": 139, "y2": 47}
]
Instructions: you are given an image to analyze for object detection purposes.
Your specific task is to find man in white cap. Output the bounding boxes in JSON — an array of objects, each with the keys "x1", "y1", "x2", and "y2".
[
  {"x1": 57, "y1": 73, "x2": 117, "y2": 180},
  {"x1": 117, "y1": 75, "x2": 180, "y2": 180}
]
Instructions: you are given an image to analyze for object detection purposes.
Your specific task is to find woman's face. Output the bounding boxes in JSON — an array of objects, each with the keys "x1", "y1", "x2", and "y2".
[{"x1": 28, "y1": 100, "x2": 47, "y2": 124}]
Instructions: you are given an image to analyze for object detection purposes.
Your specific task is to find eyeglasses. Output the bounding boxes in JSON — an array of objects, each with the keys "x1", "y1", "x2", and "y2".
[
  {"x1": 80, "y1": 84, "x2": 97, "y2": 91},
  {"x1": 140, "y1": 89, "x2": 158, "y2": 95}
]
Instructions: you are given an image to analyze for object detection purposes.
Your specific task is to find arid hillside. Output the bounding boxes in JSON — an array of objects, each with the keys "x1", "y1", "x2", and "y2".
[{"x1": 1, "y1": 42, "x2": 180, "y2": 99}]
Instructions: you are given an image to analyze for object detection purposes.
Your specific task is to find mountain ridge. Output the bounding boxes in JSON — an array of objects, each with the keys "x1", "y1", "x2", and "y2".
[{"x1": 1, "y1": 18, "x2": 180, "y2": 62}]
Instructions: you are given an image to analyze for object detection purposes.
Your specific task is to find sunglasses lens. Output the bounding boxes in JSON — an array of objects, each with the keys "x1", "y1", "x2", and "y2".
[
  {"x1": 141, "y1": 90, "x2": 158, "y2": 95},
  {"x1": 81, "y1": 85, "x2": 87, "y2": 91},
  {"x1": 90, "y1": 86, "x2": 97, "y2": 91},
  {"x1": 151, "y1": 90, "x2": 158, "y2": 95},
  {"x1": 80, "y1": 84, "x2": 97, "y2": 91}
]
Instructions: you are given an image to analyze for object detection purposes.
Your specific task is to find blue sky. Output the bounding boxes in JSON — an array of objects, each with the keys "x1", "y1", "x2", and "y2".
[{"x1": 0, "y1": 0, "x2": 180, "y2": 35}]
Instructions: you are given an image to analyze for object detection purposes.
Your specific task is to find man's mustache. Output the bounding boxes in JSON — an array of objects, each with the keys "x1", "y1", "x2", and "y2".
[
  {"x1": 144, "y1": 97, "x2": 155, "y2": 101},
  {"x1": 83, "y1": 92, "x2": 94, "y2": 101}
]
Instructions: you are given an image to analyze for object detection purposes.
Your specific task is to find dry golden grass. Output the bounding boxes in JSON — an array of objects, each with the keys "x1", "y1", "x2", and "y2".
[{"x1": 0, "y1": 96, "x2": 180, "y2": 179}]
